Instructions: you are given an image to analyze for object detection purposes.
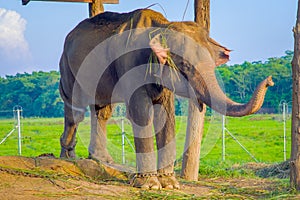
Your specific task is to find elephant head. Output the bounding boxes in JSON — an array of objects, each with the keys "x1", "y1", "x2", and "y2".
[{"x1": 148, "y1": 22, "x2": 274, "y2": 117}]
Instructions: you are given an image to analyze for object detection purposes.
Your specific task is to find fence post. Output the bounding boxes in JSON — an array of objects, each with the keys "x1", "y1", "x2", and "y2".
[
  {"x1": 12, "y1": 106, "x2": 22, "y2": 156},
  {"x1": 222, "y1": 115, "x2": 226, "y2": 161},
  {"x1": 121, "y1": 118, "x2": 125, "y2": 164},
  {"x1": 221, "y1": 115, "x2": 258, "y2": 163},
  {"x1": 283, "y1": 102, "x2": 287, "y2": 161},
  {"x1": 16, "y1": 108, "x2": 22, "y2": 156}
]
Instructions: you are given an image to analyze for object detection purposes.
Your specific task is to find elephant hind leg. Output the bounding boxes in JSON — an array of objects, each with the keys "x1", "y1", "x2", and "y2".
[
  {"x1": 60, "y1": 104, "x2": 85, "y2": 158},
  {"x1": 88, "y1": 104, "x2": 114, "y2": 164}
]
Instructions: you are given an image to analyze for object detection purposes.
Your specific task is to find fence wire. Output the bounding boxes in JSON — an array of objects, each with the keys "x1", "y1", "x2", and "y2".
[{"x1": 0, "y1": 107, "x2": 292, "y2": 165}]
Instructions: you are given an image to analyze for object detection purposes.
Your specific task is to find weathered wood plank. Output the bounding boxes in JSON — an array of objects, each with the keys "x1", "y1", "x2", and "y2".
[{"x1": 22, "y1": 0, "x2": 119, "y2": 5}]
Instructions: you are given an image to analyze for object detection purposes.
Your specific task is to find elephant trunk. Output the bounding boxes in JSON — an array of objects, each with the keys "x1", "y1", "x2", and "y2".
[
  {"x1": 192, "y1": 71, "x2": 274, "y2": 117},
  {"x1": 222, "y1": 76, "x2": 274, "y2": 116}
]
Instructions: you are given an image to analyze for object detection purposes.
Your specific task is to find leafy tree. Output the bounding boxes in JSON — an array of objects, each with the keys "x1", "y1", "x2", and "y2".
[{"x1": 0, "y1": 71, "x2": 63, "y2": 118}]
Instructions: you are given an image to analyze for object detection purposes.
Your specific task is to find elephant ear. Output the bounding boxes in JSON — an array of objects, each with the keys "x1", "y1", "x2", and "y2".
[
  {"x1": 208, "y1": 37, "x2": 231, "y2": 66},
  {"x1": 149, "y1": 34, "x2": 170, "y2": 65}
]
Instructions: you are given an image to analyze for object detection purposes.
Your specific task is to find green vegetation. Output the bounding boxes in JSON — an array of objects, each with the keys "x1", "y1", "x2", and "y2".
[
  {"x1": 0, "y1": 51, "x2": 293, "y2": 117},
  {"x1": 0, "y1": 71, "x2": 63, "y2": 118},
  {"x1": 0, "y1": 115, "x2": 291, "y2": 165}
]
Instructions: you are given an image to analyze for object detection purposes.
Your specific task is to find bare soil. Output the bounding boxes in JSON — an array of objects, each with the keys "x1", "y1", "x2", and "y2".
[{"x1": 0, "y1": 156, "x2": 297, "y2": 199}]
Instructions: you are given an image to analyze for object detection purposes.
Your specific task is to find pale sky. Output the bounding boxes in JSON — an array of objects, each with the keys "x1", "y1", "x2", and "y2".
[{"x1": 0, "y1": 0, "x2": 297, "y2": 76}]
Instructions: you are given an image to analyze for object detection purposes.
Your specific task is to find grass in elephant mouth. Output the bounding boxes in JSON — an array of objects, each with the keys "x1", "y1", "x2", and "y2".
[{"x1": 146, "y1": 28, "x2": 180, "y2": 87}]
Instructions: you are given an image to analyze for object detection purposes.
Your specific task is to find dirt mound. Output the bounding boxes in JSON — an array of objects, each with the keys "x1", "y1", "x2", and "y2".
[
  {"x1": 0, "y1": 155, "x2": 128, "y2": 181},
  {"x1": 0, "y1": 155, "x2": 131, "y2": 199}
]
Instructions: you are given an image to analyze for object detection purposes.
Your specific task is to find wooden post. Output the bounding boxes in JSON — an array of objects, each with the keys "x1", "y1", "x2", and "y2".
[
  {"x1": 194, "y1": 0, "x2": 210, "y2": 30},
  {"x1": 181, "y1": 102, "x2": 206, "y2": 180},
  {"x1": 181, "y1": 0, "x2": 210, "y2": 181},
  {"x1": 290, "y1": 0, "x2": 300, "y2": 190},
  {"x1": 89, "y1": 0, "x2": 104, "y2": 17}
]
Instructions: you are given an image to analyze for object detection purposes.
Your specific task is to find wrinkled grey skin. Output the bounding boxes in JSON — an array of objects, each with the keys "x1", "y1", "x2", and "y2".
[{"x1": 59, "y1": 9, "x2": 273, "y2": 189}]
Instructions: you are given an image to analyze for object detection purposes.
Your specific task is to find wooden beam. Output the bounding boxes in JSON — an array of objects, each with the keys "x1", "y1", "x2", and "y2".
[{"x1": 22, "y1": 0, "x2": 118, "y2": 5}]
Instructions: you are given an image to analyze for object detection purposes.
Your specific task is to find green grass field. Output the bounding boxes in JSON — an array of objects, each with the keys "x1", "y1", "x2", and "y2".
[{"x1": 0, "y1": 114, "x2": 291, "y2": 168}]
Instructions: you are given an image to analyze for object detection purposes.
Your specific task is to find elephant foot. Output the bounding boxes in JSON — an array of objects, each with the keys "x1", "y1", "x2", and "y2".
[
  {"x1": 158, "y1": 173, "x2": 180, "y2": 189},
  {"x1": 130, "y1": 173, "x2": 162, "y2": 189},
  {"x1": 88, "y1": 152, "x2": 114, "y2": 164},
  {"x1": 60, "y1": 147, "x2": 76, "y2": 159}
]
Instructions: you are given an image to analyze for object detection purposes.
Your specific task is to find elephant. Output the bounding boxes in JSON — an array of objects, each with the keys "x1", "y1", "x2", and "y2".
[{"x1": 59, "y1": 9, "x2": 274, "y2": 189}]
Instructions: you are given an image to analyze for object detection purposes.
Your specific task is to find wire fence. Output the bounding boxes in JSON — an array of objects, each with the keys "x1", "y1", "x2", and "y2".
[
  {"x1": 0, "y1": 105, "x2": 292, "y2": 165},
  {"x1": 0, "y1": 106, "x2": 23, "y2": 156},
  {"x1": 199, "y1": 107, "x2": 292, "y2": 164}
]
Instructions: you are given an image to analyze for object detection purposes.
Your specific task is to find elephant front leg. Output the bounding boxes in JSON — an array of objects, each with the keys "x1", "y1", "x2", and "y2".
[
  {"x1": 154, "y1": 90, "x2": 180, "y2": 189},
  {"x1": 128, "y1": 92, "x2": 161, "y2": 189},
  {"x1": 60, "y1": 104, "x2": 85, "y2": 158},
  {"x1": 131, "y1": 136, "x2": 161, "y2": 189},
  {"x1": 88, "y1": 104, "x2": 114, "y2": 164}
]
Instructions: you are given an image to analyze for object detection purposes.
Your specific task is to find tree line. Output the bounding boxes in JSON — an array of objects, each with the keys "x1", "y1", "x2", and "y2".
[
  {"x1": 0, "y1": 71, "x2": 63, "y2": 118},
  {"x1": 0, "y1": 51, "x2": 292, "y2": 118}
]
